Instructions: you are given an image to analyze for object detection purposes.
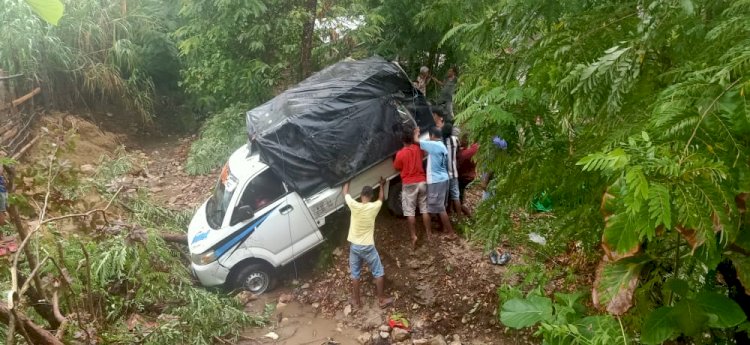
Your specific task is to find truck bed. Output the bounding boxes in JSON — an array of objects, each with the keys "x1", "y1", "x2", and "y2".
[{"x1": 303, "y1": 157, "x2": 399, "y2": 227}]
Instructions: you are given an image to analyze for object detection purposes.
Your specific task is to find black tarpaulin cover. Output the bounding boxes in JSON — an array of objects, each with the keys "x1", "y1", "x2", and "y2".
[{"x1": 246, "y1": 56, "x2": 432, "y2": 196}]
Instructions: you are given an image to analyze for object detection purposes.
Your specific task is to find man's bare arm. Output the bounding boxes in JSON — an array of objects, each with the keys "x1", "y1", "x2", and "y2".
[
  {"x1": 378, "y1": 177, "x2": 385, "y2": 201},
  {"x1": 343, "y1": 181, "x2": 350, "y2": 196}
]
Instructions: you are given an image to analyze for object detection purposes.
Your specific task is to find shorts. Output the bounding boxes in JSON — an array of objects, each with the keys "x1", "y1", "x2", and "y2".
[
  {"x1": 0, "y1": 192, "x2": 7, "y2": 212},
  {"x1": 448, "y1": 178, "x2": 460, "y2": 201},
  {"x1": 458, "y1": 179, "x2": 471, "y2": 203},
  {"x1": 427, "y1": 181, "x2": 449, "y2": 213},
  {"x1": 401, "y1": 182, "x2": 428, "y2": 217},
  {"x1": 349, "y1": 244, "x2": 384, "y2": 280}
]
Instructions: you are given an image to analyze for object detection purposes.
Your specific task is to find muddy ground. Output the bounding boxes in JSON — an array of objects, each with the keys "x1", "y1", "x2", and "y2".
[{"x1": 128, "y1": 132, "x2": 536, "y2": 344}]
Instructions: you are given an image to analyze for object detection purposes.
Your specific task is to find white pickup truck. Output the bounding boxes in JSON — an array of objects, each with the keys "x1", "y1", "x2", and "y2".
[
  {"x1": 186, "y1": 143, "x2": 407, "y2": 294},
  {"x1": 186, "y1": 56, "x2": 432, "y2": 294}
]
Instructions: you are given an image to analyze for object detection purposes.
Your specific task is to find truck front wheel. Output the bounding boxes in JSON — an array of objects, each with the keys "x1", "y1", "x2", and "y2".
[
  {"x1": 233, "y1": 263, "x2": 276, "y2": 294},
  {"x1": 387, "y1": 181, "x2": 404, "y2": 217}
]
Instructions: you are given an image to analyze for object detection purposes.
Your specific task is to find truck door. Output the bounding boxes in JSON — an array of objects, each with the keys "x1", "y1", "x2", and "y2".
[{"x1": 220, "y1": 168, "x2": 322, "y2": 267}]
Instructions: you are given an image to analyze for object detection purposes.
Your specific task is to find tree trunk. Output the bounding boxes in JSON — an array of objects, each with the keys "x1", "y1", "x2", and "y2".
[
  {"x1": 160, "y1": 232, "x2": 188, "y2": 244},
  {"x1": 299, "y1": 0, "x2": 318, "y2": 79},
  {"x1": 4, "y1": 167, "x2": 47, "y2": 302},
  {"x1": 17, "y1": 275, "x2": 61, "y2": 329},
  {"x1": 0, "y1": 302, "x2": 64, "y2": 345}
]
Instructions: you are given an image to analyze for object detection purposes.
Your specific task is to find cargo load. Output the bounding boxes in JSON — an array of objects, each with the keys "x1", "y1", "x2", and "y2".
[{"x1": 246, "y1": 56, "x2": 432, "y2": 196}]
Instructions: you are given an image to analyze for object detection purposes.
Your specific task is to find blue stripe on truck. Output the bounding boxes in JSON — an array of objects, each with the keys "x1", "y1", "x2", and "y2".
[{"x1": 214, "y1": 206, "x2": 278, "y2": 258}]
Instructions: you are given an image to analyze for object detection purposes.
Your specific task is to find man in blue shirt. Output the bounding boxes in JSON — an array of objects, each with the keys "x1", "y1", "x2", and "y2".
[{"x1": 414, "y1": 126, "x2": 456, "y2": 238}]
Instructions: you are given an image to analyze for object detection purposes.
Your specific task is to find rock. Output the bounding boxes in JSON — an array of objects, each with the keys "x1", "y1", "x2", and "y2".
[
  {"x1": 280, "y1": 317, "x2": 289, "y2": 324},
  {"x1": 80, "y1": 164, "x2": 96, "y2": 174},
  {"x1": 344, "y1": 304, "x2": 353, "y2": 317},
  {"x1": 379, "y1": 331, "x2": 390, "y2": 339},
  {"x1": 379, "y1": 325, "x2": 390, "y2": 332},
  {"x1": 234, "y1": 291, "x2": 257, "y2": 305},
  {"x1": 357, "y1": 332, "x2": 371, "y2": 344},
  {"x1": 276, "y1": 302, "x2": 287, "y2": 309},
  {"x1": 332, "y1": 247, "x2": 343, "y2": 257},
  {"x1": 412, "y1": 339, "x2": 430, "y2": 345},
  {"x1": 312, "y1": 303, "x2": 320, "y2": 309},
  {"x1": 263, "y1": 332, "x2": 279, "y2": 340},
  {"x1": 301, "y1": 283, "x2": 310, "y2": 289},
  {"x1": 391, "y1": 327, "x2": 410, "y2": 342},
  {"x1": 412, "y1": 303, "x2": 419, "y2": 310},
  {"x1": 449, "y1": 334, "x2": 461, "y2": 345},
  {"x1": 429, "y1": 335, "x2": 448, "y2": 345},
  {"x1": 278, "y1": 293, "x2": 294, "y2": 303}
]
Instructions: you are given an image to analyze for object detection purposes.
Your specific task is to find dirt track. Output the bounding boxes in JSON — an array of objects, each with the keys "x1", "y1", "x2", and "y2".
[{"x1": 135, "y1": 135, "x2": 533, "y2": 344}]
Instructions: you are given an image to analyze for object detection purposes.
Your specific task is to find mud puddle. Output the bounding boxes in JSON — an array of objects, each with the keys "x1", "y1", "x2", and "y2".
[{"x1": 240, "y1": 292, "x2": 363, "y2": 345}]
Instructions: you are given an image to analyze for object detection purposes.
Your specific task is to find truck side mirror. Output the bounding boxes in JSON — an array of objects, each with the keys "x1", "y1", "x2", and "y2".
[{"x1": 231, "y1": 205, "x2": 255, "y2": 226}]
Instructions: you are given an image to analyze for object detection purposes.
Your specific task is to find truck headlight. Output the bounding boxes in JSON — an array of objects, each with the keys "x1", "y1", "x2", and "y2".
[{"x1": 191, "y1": 250, "x2": 217, "y2": 265}]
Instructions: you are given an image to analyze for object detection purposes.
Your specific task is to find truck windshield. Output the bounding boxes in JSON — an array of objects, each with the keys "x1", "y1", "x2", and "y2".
[{"x1": 205, "y1": 165, "x2": 238, "y2": 229}]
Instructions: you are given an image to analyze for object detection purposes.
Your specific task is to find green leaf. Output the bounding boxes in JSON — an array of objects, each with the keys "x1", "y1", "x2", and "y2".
[
  {"x1": 670, "y1": 299, "x2": 708, "y2": 336},
  {"x1": 680, "y1": 0, "x2": 695, "y2": 15},
  {"x1": 24, "y1": 0, "x2": 64, "y2": 25},
  {"x1": 648, "y1": 183, "x2": 672, "y2": 229},
  {"x1": 641, "y1": 307, "x2": 676, "y2": 344},
  {"x1": 663, "y1": 278, "x2": 689, "y2": 298},
  {"x1": 693, "y1": 291, "x2": 747, "y2": 328},
  {"x1": 554, "y1": 292, "x2": 584, "y2": 308},
  {"x1": 500, "y1": 296, "x2": 553, "y2": 329},
  {"x1": 602, "y1": 213, "x2": 641, "y2": 254}
]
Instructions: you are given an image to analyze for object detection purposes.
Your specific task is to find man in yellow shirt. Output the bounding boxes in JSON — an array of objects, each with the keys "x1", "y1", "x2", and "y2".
[{"x1": 343, "y1": 177, "x2": 393, "y2": 308}]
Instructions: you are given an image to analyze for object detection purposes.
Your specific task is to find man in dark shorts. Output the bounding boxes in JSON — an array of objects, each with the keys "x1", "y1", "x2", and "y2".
[
  {"x1": 414, "y1": 126, "x2": 456, "y2": 238},
  {"x1": 394, "y1": 125, "x2": 431, "y2": 248}
]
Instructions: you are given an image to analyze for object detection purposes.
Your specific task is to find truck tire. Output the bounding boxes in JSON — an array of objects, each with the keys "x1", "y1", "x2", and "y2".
[
  {"x1": 233, "y1": 263, "x2": 276, "y2": 294},
  {"x1": 387, "y1": 181, "x2": 404, "y2": 217}
]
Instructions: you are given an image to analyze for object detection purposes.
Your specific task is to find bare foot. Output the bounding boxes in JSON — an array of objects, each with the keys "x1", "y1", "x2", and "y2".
[
  {"x1": 411, "y1": 235, "x2": 418, "y2": 249},
  {"x1": 378, "y1": 297, "x2": 394, "y2": 308}
]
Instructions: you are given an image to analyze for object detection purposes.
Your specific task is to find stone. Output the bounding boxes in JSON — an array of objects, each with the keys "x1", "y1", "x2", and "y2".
[
  {"x1": 449, "y1": 334, "x2": 462, "y2": 345},
  {"x1": 412, "y1": 339, "x2": 430, "y2": 345},
  {"x1": 234, "y1": 291, "x2": 257, "y2": 305},
  {"x1": 278, "y1": 293, "x2": 294, "y2": 303},
  {"x1": 380, "y1": 331, "x2": 390, "y2": 339},
  {"x1": 357, "y1": 332, "x2": 371, "y2": 344},
  {"x1": 312, "y1": 303, "x2": 320, "y2": 309},
  {"x1": 80, "y1": 164, "x2": 96, "y2": 174},
  {"x1": 379, "y1": 325, "x2": 390, "y2": 332},
  {"x1": 429, "y1": 335, "x2": 448, "y2": 345},
  {"x1": 412, "y1": 303, "x2": 419, "y2": 310},
  {"x1": 263, "y1": 332, "x2": 279, "y2": 340},
  {"x1": 391, "y1": 327, "x2": 410, "y2": 342},
  {"x1": 280, "y1": 317, "x2": 289, "y2": 324},
  {"x1": 344, "y1": 304, "x2": 353, "y2": 317},
  {"x1": 276, "y1": 302, "x2": 287, "y2": 309},
  {"x1": 301, "y1": 283, "x2": 311, "y2": 289}
]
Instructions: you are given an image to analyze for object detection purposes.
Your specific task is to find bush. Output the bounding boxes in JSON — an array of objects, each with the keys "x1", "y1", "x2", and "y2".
[{"x1": 186, "y1": 103, "x2": 249, "y2": 175}]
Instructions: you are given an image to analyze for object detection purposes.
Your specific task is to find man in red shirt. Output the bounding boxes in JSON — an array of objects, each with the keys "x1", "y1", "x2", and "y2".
[
  {"x1": 457, "y1": 135, "x2": 479, "y2": 216},
  {"x1": 394, "y1": 126, "x2": 431, "y2": 248}
]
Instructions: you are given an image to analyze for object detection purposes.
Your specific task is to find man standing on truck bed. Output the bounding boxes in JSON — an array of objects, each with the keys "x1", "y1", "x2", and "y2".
[
  {"x1": 394, "y1": 124, "x2": 432, "y2": 249},
  {"x1": 343, "y1": 178, "x2": 393, "y2": 309},
  {"x1": 415, "y1": 126, "x2": 457, "y2": 238}
]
